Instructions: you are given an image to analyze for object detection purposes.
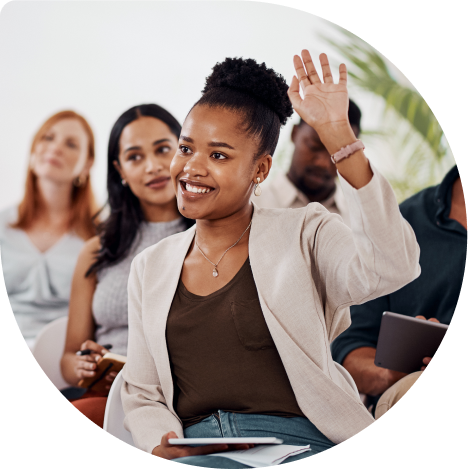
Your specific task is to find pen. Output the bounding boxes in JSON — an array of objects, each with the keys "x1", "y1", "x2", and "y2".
[{"x1": 76, "y1": 344, "x2": 113, "y2": 356}]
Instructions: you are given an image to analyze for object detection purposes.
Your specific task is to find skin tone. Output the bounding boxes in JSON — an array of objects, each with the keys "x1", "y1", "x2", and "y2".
[
  {"x1": 343, "y1": 176, "x2": 466, "y2": 395},
  {"x1": 153, "y1": 51, "x2": 372, "y2": 460},
  {"x1": 449, "y1": 177, "x2": 466, "y2": 229},
  {"x1": 60, "y1": 117, "x2": 180, "y2": 388},
  {"x1": 26, "y1": 118, "x2": 93, "y2": 252},
  {"x1": 287, "y1": 122, "x2": 360, "y2": 203}
]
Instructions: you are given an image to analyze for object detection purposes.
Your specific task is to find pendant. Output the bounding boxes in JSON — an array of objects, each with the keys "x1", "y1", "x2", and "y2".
[
  {"x1": 254, "y1": 184, "x2": 262, "y2": 196},
  {"x1": 213, "y1": 267, "x2": 219, "y2": 278}
]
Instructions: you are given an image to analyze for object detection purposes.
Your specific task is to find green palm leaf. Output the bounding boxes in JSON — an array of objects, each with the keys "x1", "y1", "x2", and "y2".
[
  {"x1": 319, "y1": 27, "x2": 454, "y2": 202},
  {"x1": 323, "y1": 29, "x2": 446, "y2": 160}
]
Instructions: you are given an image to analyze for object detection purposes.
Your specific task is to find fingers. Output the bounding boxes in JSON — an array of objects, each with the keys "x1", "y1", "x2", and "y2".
[
  {"x1": 319, "y1": 53, "x2": 334, "y2": 84},
  {"x1": 105, "y1": 371, "x2": 118, "y2": 382},
  {"x1": 287, "y1": 76, "x2": 302, "y2": 111},
  {"x1": 188, "y1": 444, "x2": 230, "y2": 456},
  {"x1": 301, "y1": 50, "x2": 321, "y2": 85},
  {"x1": 228, "y1": 444, "x2": 255, "y2": 451},
  {"x1": 422, "y1": 357, "x2": 432, "y2": 365},
  {"x1": 161, "y1": 431, "x2": 178, "y2": 447},
  {"x1": 293, "y1": 54, "x2": 311, "y2": 91},
  {"x1": 80, "y1": 340, "x2": 108, "y2": 356},
  {"x1": 338, "y1": 63, "x2": 347, "y2": 85},
  {"x1": 75, "y1": 355, "x2": 98, "y2": 378},
  {"x1": 158, "y1": 431, "x2": 253, "y2": 460},
  {"x1": 416, "y1": 315, "x2": 440, "y2": 324}
]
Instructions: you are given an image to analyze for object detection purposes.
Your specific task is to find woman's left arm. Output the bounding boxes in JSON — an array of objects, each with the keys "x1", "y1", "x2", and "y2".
[
  {"x1": 289, "y1": 51, "x2": 420, "y2": 311},
  {"x1": 288, "y1": 51, "x2": 372, "y2": 189}
]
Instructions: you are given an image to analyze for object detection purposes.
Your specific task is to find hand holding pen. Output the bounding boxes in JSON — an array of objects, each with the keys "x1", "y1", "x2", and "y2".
[{"x1": 73, "y1": 340, "x2": 113, "y2": 382}]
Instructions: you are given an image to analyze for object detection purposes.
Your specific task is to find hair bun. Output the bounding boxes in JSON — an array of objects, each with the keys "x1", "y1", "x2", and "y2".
[{"x1": 202, "y1": 57, "x2": 293, "y2": 125}]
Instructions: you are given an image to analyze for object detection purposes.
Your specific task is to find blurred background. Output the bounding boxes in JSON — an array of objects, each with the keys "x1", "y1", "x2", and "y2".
[{"x1": 0, "y1": 1, "x2": 454, "y2": 208}]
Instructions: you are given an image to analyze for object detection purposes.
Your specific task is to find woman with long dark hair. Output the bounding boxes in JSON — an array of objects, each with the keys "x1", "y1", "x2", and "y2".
[
  {"x1": 121, "y1": 52, "x2": 420, "y2": 466},
  {"x1": 60, "y1": 104, "x2": 192, "y2": 426}
]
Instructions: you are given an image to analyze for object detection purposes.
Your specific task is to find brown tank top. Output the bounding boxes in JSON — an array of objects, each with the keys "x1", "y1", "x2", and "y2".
[{"x1": 166, "y1": 258, "x2": 305, "y2": 428}]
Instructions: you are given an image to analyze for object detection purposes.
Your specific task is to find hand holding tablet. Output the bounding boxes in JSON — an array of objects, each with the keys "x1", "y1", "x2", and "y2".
[
  {"x1": 375, "y1": 312, "x2": 448, "y2": 374},
  {"x1": 152, "y1": 431, "x2": 257, "y2": 460}
]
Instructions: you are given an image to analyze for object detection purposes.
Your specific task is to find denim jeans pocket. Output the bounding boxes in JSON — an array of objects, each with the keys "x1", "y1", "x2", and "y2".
[{"x1": 230, "y1": 299, "x2": 275, "y2": 351}]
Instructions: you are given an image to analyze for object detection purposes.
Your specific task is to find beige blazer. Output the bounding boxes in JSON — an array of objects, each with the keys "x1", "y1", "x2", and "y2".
[
  {"x1": 254, "y1": 172, "x2": 351, "y2": 226},
  {"x1": 121, "y1": 166, "x2": 421, "y2": 453}
]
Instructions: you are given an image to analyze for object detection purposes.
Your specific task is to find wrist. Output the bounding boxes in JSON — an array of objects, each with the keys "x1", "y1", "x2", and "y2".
[{"x1": 315, "y1": 121, "x2": 357, "y2": 155}]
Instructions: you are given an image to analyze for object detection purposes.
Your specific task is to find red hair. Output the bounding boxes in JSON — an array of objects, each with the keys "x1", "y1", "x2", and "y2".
[{"x1": 11, "y1": 110, "x2": 98, "y2": 240}]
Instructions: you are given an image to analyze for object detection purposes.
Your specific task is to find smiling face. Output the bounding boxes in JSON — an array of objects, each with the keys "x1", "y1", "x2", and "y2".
[
  {"x1": 30, "y1": 118, "x2": 91, "y2": 184},
  {"x1": 114, "y1": 116, "x2": 179, "y2": 212},
  {"x1": 170, "y1": 105, "x2": 272, "y2": 221}
]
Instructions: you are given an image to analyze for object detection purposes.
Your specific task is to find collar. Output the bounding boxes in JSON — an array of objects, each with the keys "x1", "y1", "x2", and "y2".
[
  {"x1": 434, "y1": 165, "x2": 465, "y2": 233},
  {"x1": 273, "y1": 173, "x2": 309, "y2": 208},
  {"x1": 274, "y1": 172, "x2": 343, "y2": 211}
]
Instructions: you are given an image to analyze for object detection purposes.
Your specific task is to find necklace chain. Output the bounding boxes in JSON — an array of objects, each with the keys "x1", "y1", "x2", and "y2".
[{"x1": 195, "y1": 220, "x2": 252, "y2": 278}]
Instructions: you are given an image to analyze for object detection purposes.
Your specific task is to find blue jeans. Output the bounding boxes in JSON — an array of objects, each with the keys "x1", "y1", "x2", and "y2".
[{"x1": 174, "y1": 412, "x2": 335, "y2": 468}]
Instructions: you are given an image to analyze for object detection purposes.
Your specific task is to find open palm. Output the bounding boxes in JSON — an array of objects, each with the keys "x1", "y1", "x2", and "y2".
[{"x1": 288, "y1": 51, "x2": 349, "y2": 131}]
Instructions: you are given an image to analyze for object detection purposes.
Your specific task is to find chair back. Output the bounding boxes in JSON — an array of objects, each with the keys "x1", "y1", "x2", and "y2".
[
  {"x1": 32, "y1": 316, "x2": 69, "y2": 390},
  {"x1": 103, "y1": 370, "x2": 134, "y2": 446}
]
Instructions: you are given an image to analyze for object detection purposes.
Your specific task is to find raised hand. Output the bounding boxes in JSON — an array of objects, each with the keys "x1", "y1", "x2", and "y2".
[{"x1": 288, "y1": 51, "x2": 349, "y2": 133}]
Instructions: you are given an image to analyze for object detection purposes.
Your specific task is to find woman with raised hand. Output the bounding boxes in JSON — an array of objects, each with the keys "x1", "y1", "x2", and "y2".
[
  {"x1": 121, "y1": 52, "x2": 420, "y2": 466},
  {"x1": 60, "y1": 104, "x2": 193, "y2": 427},
  {"x1": 0, "y1": 111, "x2": 97, "y2": 348}
]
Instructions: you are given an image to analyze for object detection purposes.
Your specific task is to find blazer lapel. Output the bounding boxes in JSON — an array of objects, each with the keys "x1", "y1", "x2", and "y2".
[{"x1": 143, "y1": 226, "x2": 196, "y2": 413}]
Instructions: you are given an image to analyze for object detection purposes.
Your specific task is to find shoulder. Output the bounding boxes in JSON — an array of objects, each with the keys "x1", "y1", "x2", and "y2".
[
  {"x1": 81, "y1": 235, "x2": 101, "y2": 255},
  {"x1": 132, "y1": 225, "x2": 196, "y2": 271},
  {"x1": 252, "y1": 202, "x2": 342, "y2": 239},
  {"x1": 75, "y1": 236, "x2": 101, "y2": 273},
  {"x1": 0, "y1": 206, "x2": 19, "y2": 239},
  {"x1": 0, "y1": 206, "x2": 18, "y2": 226},
  {"x1": 399, "y1": 185, "x2": 436, "y2": 223}
]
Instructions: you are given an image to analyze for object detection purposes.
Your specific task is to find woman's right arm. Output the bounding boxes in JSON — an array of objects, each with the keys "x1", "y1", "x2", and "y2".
[{"x1": 60, "y1": 236, "x2": 108, "y2": 386}]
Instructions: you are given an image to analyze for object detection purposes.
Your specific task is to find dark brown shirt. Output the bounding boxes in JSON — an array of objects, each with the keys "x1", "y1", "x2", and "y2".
[{"x1": 166, "y1": 258, "x2": 305, "y2": 428}]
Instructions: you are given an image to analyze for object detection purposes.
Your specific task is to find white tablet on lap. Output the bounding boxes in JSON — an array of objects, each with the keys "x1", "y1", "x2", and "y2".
[{"x1": 168, "y1": 437, "x2": 283, "y2": 445}]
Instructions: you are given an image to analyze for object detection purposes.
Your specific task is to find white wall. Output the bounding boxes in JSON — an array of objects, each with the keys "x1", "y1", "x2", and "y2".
[{"x1": 0, "y1": 1, "x2": 384, "y2": 210}]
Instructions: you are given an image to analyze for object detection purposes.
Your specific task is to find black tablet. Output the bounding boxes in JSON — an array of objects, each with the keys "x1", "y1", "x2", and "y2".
[{"x1": 374, "y1": 312, "x2": 448, "y2": 374}]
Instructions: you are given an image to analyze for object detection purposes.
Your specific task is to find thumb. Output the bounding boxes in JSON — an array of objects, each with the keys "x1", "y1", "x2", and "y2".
[
  {"x1": 163, "y1": 431, "x2": 179, "y2": 446},
  {"x1": 288, "y1": 76, "x2": 302, "y2": 111}
]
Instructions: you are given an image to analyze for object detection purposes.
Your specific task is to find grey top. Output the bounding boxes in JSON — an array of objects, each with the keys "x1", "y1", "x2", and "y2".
[
  {"x1": 92, "y1": 217, "x2": 187, "y2": 355},
  {"x1": 0, "y1": 206, "x2": 85, "y2": 347}
]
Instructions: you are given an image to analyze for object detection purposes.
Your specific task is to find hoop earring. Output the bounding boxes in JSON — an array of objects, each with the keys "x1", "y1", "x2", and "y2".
[
  {"x1": 121, "y1": 179, "x2": 128, "y2": 186},
  {"x1": 254, "y1": 177, "x2": 262, "y2": 196},
  {"x1": 73, "y1": 176, "x2": 84, "y2": 187}
]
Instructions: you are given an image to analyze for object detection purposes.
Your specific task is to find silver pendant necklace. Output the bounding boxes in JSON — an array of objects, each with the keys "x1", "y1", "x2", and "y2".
[{"x1": 195, "y1": 220, "x2": 252, "y2": 278}]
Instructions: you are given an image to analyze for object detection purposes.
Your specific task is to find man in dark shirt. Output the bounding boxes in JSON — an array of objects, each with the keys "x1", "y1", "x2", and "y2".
[{"x1": 331, "y1": 165, "x2": 466, "y2": 415}]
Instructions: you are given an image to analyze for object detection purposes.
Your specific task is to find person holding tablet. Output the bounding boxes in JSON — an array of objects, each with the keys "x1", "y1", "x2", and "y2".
[
  {"x1": 121, "y1": 51, "x2": 420, "y2": 466},
  {"x1": 332, "y1": 164, "x2": 466, "y2": 417}
]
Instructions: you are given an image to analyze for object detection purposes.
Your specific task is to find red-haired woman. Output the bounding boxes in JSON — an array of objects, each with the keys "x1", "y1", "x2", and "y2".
[{"x1": 0, "y1": 110, "x2": 98, "y2": 347}]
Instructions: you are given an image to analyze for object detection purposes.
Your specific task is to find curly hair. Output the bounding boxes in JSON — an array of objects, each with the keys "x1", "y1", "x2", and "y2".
[{"x1": 195, "y1": 57, "x2": 293, "y2": 158}]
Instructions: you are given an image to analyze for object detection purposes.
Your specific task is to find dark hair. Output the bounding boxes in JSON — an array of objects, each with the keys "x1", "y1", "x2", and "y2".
[
  {"x1": 299, "y1": 99, "x2": 362, "y2": 136},
  {"x1": 195, "y1": 57, "x2": 293, "y2": 158},
  {"x1": 87, "y1": 104, "x2": 193, "y2": 276}
]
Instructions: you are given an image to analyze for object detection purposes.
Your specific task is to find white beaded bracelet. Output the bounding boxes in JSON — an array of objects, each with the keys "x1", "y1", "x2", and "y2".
[{"x1": 330, "y1": 140, "x2": 365, "y2": 164}]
